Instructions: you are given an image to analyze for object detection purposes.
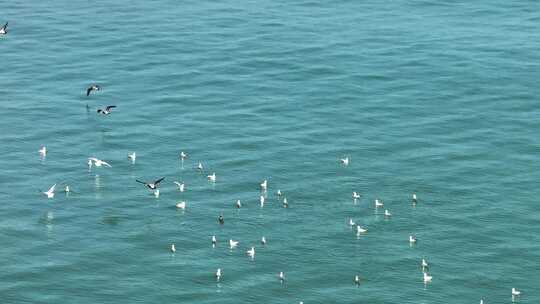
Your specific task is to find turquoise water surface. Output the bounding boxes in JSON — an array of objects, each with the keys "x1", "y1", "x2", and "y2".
[{"x1": 1, "y1": 1, "x2": 540, "y2": 303}]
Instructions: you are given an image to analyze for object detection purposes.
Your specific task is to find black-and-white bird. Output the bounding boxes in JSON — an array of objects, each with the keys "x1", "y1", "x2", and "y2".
[
  {"x1": 97, "y1": 105, "x2": 116, "y2": 115},
  {"x1": 0, "y1": 22, "x2": 8, "y2": 35},
  {"x1": 136, "y1": 177, "x2": 165, "y2": 190},
  {"x1": 86, "y1": 84, "x2": 101, "y2": 96}
]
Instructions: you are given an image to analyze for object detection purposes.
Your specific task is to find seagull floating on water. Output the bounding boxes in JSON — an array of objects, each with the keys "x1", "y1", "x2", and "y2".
[
  {"x1": 207, "y1": 172, "x2": 216, "y2": 182},
  {"x1": 349, "y1": 218, "x2": 356, "y2": 226},
  {"x1": 283, "y1": 197, "x2": 289, "y2": 208},
  {"x1": 136, "y1": 177, "x2": 165, "y2": 190},
  {"x1": 340, "y1": 157, "x2": 349, "y2": 166},
  {"x1": 423, "y1": 272, "x2": 432, "y2": 284},
  {"x1": 246, "y1": 247, "x2": 255, "y2": 258},
  {"x1": 176, "y1": 201, "x2": 186, "y2": 209},
  {"x1": 180, "y1": 151, "x2": 188, "y2": 160},
  {"x1": 279, "y1": 271, "x2": 285, "y2": 282},
  {"x1": 170, "y1": 244, "x2": 176, "y2": 253},
  {"x1": 261, "y1": 236, "x2": 267, "y2": 245},
  {"x1": 352, "y1": 192, "x2": 361, "y2": 200},
  {"x1": 375, "y1": 199, "x2": 384, "y2": 208},
  {"x1": 218, "y1": 214, "x2": 224, "y2": 225},
  {"x1": 235, "y1": 200, "x2": 242, "y2": 209},
  {"x1": 39, "y1": 146, "x2": 47, "y2": 157},
  {"x1": 88, "y1": 157, "x2": 112, "y2": 168},
  {"x1": 409, "y1": 235, "x2": 417, "y2": 244},
  {"x1": 229, "y1": 239, "x2": 239, "y2": 249},
  {"x1": 86, "y1": 84, "x2": 101, "y2": 96},
  {"x1": 277, "y1": 189, "x2": 282, "y2": 197},
  {"x1": 97, "y1": 105, "x2": 116, "y2": 115},
  {"x1": 42, "y1": 184, "x2": 56, "y2": 198},
  {"x1": 173, "y1": 181, "x2": 185, "y2": 192},
  {"x1": 354, "y1": 275, "x2": 360, "y2": 285},
  {"x1": 215, "y1": 268, "x2": 222, "y2": 281},
  {"x1": 512, "y1": 288, "x2": 521, "y2": 297},
  {"x1": 127, "y1": 152, "x2": 136, "y2": 163},
  {"x1": 384, "y1": 209, "x2": 392, "y2": 217},
  {"x1": 64, "y1": 185, "x2": 70, "y2": 194},
  {"x1": 357, "y1": 226, "x2": 368, "y2": 234},
  {"x1": 412, "y1": 193, "x2": 418, "y2": 203},
  {"x1": 0, "y1": 22, "x2": 8, "y2": 35},
  {"x1": 480, "y1": 299, "x2": 484, "y2": 304},
  {"x1": 197, "y1": 162, "x2": 203, "y2": 171},
  {"x1": 260, "y1": 179, "x2": 267, "y2": 191},
  {"x1": 212, "y1": 235, "x2": 217, "y2": 247}
]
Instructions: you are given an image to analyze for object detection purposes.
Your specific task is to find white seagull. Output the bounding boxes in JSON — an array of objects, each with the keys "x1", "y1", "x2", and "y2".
[
  {"x1": 229, "y1": 239, "x2": 239, "y2": 249},
  {"x1": 384, "y1": 209, "x2": 392, "y2": 217},
  {"x1": 64, "y1": 185, "x2": 70, "y2": 193},
  {"x1": 215, "y1": 268, "x2": 222, "y2": 281},
  {"x1": 277, "y1": 189, "x2": 282, "y2": 197},
  {"x1": 412, "y1": 193, "x2": 418, "y2": 203},
  {"x1": 480, "y1": 298, "x2": 484, "y2": 304},
  {"x1": 246, "y1": 247, "x2": 255, "y2": 258},
  {"x1": 88, "y1": 157, "x2": 112, "y2": 168},
  {"x1": 260, "y1": 179, "x2": 267, "y2": 191},
  {"x1": 423, "y1": 272, "x2": 432, "y2": 284},
  {"x1": 128, "y1": 152, "x2": 136, "y2": 163},
  {"x1": 279, "y1": 271, "x2": 285, "y2": 282},
  {"x1": 42, "y1": 184, "x2": 56, "y2": 198},
  {"x1": 512, "y1": 288, "x2": 521, "y2": 297},
  {"x1": 180, "y1": 151, "x2": 188, "y2": 160},
  {"x1": 87, "y1": 159, "x2": 93, "y2": 170},
  {"x1": 375, "y1": 199, "x2": 384, "y2": 208},
  {"x1": 283, "y1": 197, "x2": 289, "y2": 208},
  {"x1": 39, "y1": 146, "x2": 47, "y2": 157},
  {"x1": 340, "y1": 157, "x2": 349, "y2": 166},
  {"x1": 0, "y1": 22, "x2": 8, "y2": 35},
  {"x1": 197, "y1": 162, "x2": 203, "y2": 171},
  {"x1": 173, "y1": 181, "x2": 185, "y2": 192},
  {"x1": 212, "y1": 235, "x2": 217, "y2": 247},
  {"x1": 352, "y1": 192, "x2": 361, "y2": 200},
  {"x1": 261, "y1": 236, "x2": 267, "y2": 245},
  {"x1": 357, "y1": 226, "x2": 368, "y2": 234},
  {"x1": 409, "y1": 235, "x2": 417, "y2": 244},
  {"x1": 348, "y1": 218, "x2": 356, "y2": 226},
  {"x1": 170, "y1": 244, "x2": 176, "y2": 253},
  {"x1": 235, "y1": 200, "x2": 242, "y2": 208},
  {"x1": 176, "y1": 201, "x2": 186, "y2": 209},
  {"x1": 207, "y1": 172, "x2": 216, "y2": 182},
  {"x1": 354, "y1": 275, "x2": 360, "y2": 285}
]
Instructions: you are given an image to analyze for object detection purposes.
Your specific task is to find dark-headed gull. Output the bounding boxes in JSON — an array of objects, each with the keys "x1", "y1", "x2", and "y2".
[
  {"x1": 97, "y1": 105, "x2": 116, "y2": 115},
  {"x1": 86, "y1": 84, "x2": 100, "y2": 96},
  {"x1": 0, "y1": 22, "x2": 8, "y2": 35},
  {"x1": 136, "y1": 177, "x2": 165, "y2": 190}
]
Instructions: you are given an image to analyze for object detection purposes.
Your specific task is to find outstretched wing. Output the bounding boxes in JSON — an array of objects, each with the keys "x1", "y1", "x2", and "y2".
[
  {"x1": 47, "y1": 184, "x2": 56, "y2": 193},
  {"x1": 154, "y1": 177, "x2": 165, "y2": 185},
  {"x1": 106, "y1": 105, "x2": 116, "y2": 111},
  {"x1": 1, "y1": 22, "x2": 7, "y2": 31},
  {"x1": 86, "y1": 87, "x2": 92, "y2": 96},
  {"x1": 136, "y1": 180, "x2": 147, "y2": 185},
  {"x1": 101, "y1": 161, "x2": 112, "y2": 167}
]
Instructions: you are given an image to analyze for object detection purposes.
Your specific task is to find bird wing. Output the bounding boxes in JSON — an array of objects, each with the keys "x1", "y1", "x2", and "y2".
[
  {"x1": 88, "y1": 157, "x2": 98, "y2": 162},
  {"x1": 154, "y1": 177, "x2": 165, "y2": 185},
  {"x1": 86, "y1": 87, "x2": 92, "y2": 96},
  {"x1": 106, "y1": 105, "x2": 116, "y2": 111},
  {"x1": 1, "y1": 22, "x2": 7, "y2": 30},
  {"x1": 47, "y1": 184, "x2": 56, "y2": 193},
  {"x1": 136, "y1": 180, "x2": 147, "y2": 185},
  {"x1": 101, "y1": 161, "x2": 112, "y2": 167}
]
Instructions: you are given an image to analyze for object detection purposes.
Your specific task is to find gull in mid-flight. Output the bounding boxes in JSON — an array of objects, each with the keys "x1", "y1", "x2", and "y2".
[
  {"x1": 0, "y1": 22, "x2": 8, "y2": 35},
  {"x1": 229, "y1": 239, "x2": 239, "y2": 249},
  {"x1": 42, "y1": 184, "x2": 56, "y2": 198},
  {"x1": 88, "y1": 157, "x2": 112, "y2": 168},
  {"x1": 173, "y1": 181, "x2": 185, "y2": 192},
  {"x1": 39, "y1": 146, "x2": 47, "y2": 157},
  {"x1": 176, "y1": 201, "x2": 186, "y2": 209},
  {"x1": 136, "y1": 177, "x2": 165, "y2": 190},
  {"x1": 340, "y1": 157, "x2": 349, "y2": 166},
  {"x1": 86, "y1": 84, "x2": 101, "y2": 96},
  {"x1": 127, "y1": 152, "x2": 136, "y2": 163},
  {"x1": 97, "y1": 105, "x2": 116, "y2": 115}
]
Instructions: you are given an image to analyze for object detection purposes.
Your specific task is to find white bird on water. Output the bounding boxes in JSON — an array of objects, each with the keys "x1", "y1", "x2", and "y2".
[
  {"x1": 197, "y1": 162, "x2": 203, "y2": 171},
  {"x1": 412, "y1": 193, "x2": 418, "y2": 203},
  {"x1": 64, "y1": 185, "x2": 70, "y2": 194},
  {"x1": 87, "y1": 159, "x2": 93, "y2": 170},
  {"x1": 207, "y1": 172, "x2": 216, "y2": 182},
  {"x1": 176, "y1": 201, "x2": 186, "y2": 209},
  {"x1": 260, "y1": 195, "x2": 265, "y2": 207},
  {"x1": 354, "y1": 275, "x2": 360, "y2": 285},
  {"x1": 42, "y1": 184, "x2": 56, "y2": 198},
  {"x1": 409, "y1": 235, "x2": 417, "y2": 244},
  {"x1": 340, "y1": 157, "x2": 349, "y2": 166},
  {"x1": 212, "y1": 235, "x2": 217, "y2": 247},
  {"x1": 512, "y1": 288, "x2": 521, "y2": 297},
  {"x1": 235, "y1": 200, "x2": 242, "y2": 208},
  {"x1": 423, "y1": 272, "x2": 432, "y2": 284},
  {"x1": 260, "y1": 179, "x2": 267, "y2": 191},
  {"x1": 480, "y1": 298, "x2": 484, "y2": 304},
  {"x1": 215, "y1": 268, "x2": 222, "y2": 281},
  {"x1": 352, "y1": 192, "x2": 361, "y2": 200},
  {"x1": 283, "y1": 197, "x2": 289, "y2": 208},
  {"x1": 127, "y1": 152, "x2": 136, "y2": 163},
  {"x1": 279, "y1": 271, "x2": 285, "y2": 282},
  {"x1": 246, "y1": 247, "x2": 255, "y2": 258},
  {"x1": 170, "y1": 244, "x2": 176, "y2": 253},
  {"x1": 384, "y1": 209, "x2": 392, "y2": 217},
  {"x1": 357, "y1": 226, "x2": 368, "y2": 234},
  {"x1": 39, "y1": 146, "x2": 47, "y2": 157},
  {"x1": 375, "y1": 199, "x2": 384, "y2": 208},
  {"x1": 348, "y1": 218, "x2": 356, "y2": 226},
  {"x1": 277, "y1": 189, "x2": 282, "y2": 197},
  {"x1": 261, "y1": 236, "x2": 267, "y2": 245},
  {"x1": 229, "y1": 239, "x2": 239, "y2": 249},
  {"x1": 173, "y1": 181, "x2": 185, "y2": 192},
  {"x1": 88, "y1": 157, "x2": 112, "y2": 168},
  {"x1": 180, "y1": 151, "x2": 188, "y2": 160}
]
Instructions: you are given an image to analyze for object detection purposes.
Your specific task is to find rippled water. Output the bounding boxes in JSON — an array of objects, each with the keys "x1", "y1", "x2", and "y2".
[{"x1": 1, "y1": 1, "x2": 540, "y2": 303}]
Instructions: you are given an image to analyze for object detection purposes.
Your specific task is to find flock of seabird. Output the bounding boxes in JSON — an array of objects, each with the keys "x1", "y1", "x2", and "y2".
[{"x1": 1, "y1": 21, "x2": 523, "y2": 303}]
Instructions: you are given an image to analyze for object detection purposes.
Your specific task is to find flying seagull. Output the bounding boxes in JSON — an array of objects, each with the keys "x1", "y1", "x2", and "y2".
[
  {"x1": 136, "y1": 177, "x2": 165, "y2": 190},
  {"x1": 86, "y1": 84, "x2": 101, "y2": 96},
  {"x1": 42, "y1": 184, "x2": 56, "y2": 198},
  {"x1": 97, "y1": 105, "x2": 116, "y2": 115},
  {"x1": 0, "y1": 22, "x2": 8, "y2": 35},
  {"x1": 88, "y1": 157, "x2": 112, "y2": 167}
]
